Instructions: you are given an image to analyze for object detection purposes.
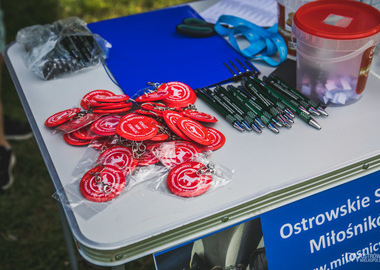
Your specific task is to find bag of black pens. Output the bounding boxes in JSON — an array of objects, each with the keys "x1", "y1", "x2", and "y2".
[{"x1": 16, "y1": 17, "x2": 111, "y2": 80}]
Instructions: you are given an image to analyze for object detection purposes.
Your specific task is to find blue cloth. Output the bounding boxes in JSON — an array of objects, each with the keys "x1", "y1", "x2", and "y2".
[{"x1": 88, "y1": 5, "x2": 247, "y2": 96}]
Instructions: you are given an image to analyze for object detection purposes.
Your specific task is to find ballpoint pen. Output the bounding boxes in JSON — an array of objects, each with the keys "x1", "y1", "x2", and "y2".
[
  {"x1": 216, "y1": 85, "x2": 265, "y2": 130},
  {"x1": 257, "y1": 79, "x2": 322, "y2": 129},
  {"x1": 201, "y1": 88, "x2": 251, "y2": 131},
  {"x1": 195, "y1": 88, "x2": 245, "y2": 132},
  {"x1": 243, "y1": 78, "x2": 292, "y2": 128},
  {"x1": 226, "y1": 85, "x2": 279, "y2": 134},
  {"x1": 206, "y1": 87, "x2": 259, "y2": 133},
  {"x1": 263, "y1": 76, "x2": 320, "y2": 116},
  {"x1": 268, "y1": 74, "x2": 328, "y2": 116},
  {"x1": 238, "y1": 85, "x2": 284, "y2": 128}
]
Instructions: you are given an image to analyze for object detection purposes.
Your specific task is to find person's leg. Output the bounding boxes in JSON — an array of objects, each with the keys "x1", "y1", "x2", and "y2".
[
  {"x1": 0, "y1": 53, "x2": 15, "y2": 191},
  {"x1": 0, "y1": 54, "x2": 9, "y2": 148}
]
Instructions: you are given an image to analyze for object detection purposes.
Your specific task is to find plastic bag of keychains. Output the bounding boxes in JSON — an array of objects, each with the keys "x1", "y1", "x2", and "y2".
[
  {"x1": 72, "y1": 138, "x2": 168, "y2": 189},
  {"x1": 44, "y1": 107, "x2": 103, "y2": 136},
  {"x1": 53, "y1": 163, "x2": 128, "y2": 220},
  {"x1": 149, "y1": 152, "x2": 234, "y2": 198},
  {"x1": 16, "y1": 17, "x2": 111, "y2": 80},
  {"x1": 155, "y1": 140, "x2": 205, "y2": 169},
  {"x1": 53, "y1": 139, "x2": 141, "y2": 220},
  {"x1": 53, "y1": 144, "x2": 168, "y2": 220}
]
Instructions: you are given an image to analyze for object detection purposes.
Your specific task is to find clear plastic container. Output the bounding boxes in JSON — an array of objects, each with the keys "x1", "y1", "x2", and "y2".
[{"x1": 293, "y1": 0, "x2": 380, "y2": 106}]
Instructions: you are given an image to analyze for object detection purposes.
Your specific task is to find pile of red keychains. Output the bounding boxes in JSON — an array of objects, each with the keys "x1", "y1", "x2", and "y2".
[{"x1": 45, "y1": 81, "x2": 227, "y2": 202}]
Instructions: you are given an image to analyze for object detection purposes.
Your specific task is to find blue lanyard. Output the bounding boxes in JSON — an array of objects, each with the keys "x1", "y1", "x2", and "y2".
[{"x1": 214, "y1": 15, "x2": 287, "y2": 66}]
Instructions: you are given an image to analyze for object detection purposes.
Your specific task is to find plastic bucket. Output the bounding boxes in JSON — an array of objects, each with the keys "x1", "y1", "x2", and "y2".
[{"x1": 293, "y1": 0, "x2": 380, "y2": 106}]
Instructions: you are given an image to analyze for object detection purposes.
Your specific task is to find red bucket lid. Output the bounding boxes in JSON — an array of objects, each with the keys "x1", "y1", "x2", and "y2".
[{"x1": 293, "y1": 0, "x2": 380, "y2": 40}]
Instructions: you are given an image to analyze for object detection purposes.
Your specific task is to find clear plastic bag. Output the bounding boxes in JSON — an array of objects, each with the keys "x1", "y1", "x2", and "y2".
[
  {"x1": 150, "y1": 152, "x2": 235, "y2": 198},
  {"x1": 16, "y1": 17, "x2": 111, "y2": 80}
]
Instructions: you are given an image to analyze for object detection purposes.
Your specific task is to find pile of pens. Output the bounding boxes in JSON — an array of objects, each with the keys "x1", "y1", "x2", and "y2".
[{"x1": 195, "y1": 74, "x2": 328, "y2": 134}]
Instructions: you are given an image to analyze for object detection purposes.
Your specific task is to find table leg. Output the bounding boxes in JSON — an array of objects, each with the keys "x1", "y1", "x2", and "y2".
[{"x1": 57, "y1": 202, "x2": 79, "y2": 270}]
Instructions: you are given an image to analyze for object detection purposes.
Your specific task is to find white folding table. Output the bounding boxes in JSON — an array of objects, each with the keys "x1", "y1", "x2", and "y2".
[{"x1": 4, "y1": 1, "x2": 380, "y2": 269}]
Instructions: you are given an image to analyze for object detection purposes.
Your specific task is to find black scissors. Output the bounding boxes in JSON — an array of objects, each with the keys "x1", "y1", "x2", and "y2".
[{"x1": 176, "y1": 17, "x2": 217, "y2": 38}]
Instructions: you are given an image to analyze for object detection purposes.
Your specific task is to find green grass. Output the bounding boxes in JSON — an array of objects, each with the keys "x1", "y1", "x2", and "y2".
[{"x1": 0, "y1": 0, "x2": 189, "y2": 269}]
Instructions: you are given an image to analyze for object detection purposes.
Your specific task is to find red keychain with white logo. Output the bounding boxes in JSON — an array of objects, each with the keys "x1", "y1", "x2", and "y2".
[
  {"x1": 93, "y1": 94, "x2": 130, "y2": 103},
  {"x1": 117, "y1": 114, "x2": 159, "y2": 141},
  {"x1": 56, "y1": 112, "x2": 100, "y2": 133},
  {"x1": 159, "y1": 141, "x2": 201, "y2": 168},
  {"x1": 134, "y1": 91, "x2": 170, "y2": 103},
  {"x1": 97, "y1": 145, "x2": 138, "y2": 176},
  {"x1": 201, "y1": 127, "x2": 226, "y2": 151},
  {"x1": 80, "y1": 164, "x2": 126, "y2": 202},
  {"x1": 166, "y1": 161, "x2": 213, "y2": 197},
  {"x1": 81, "y1": 90, "x2": 115, "y2": 110},
  {"x1": 176, "y1": 117, "x2": 211, "y2": 145},
  {"x1": 90, "y1": 114, "x2": 122, "y2": 136},
  {"x1": 162, "y1": 110, "x2": 189, "y2": 140},
  {"x1": 63, "y1": 132, "x2": 92, "y2": 146},
  {"x1": 72, "y1": 126, "x2": 103, "y2": 140},
  {"x1": 138, "y1": 143, "x2": 161, "y2": 166},
  {"x1": 157, "y1": 82, "x2": 197, "y2": 108},
  {"x1": 182, "y1": 110, "x2": 218, "y2": 123},
  {"x1": 45, "y1": 108, "x2": 81, "y2": 127}
]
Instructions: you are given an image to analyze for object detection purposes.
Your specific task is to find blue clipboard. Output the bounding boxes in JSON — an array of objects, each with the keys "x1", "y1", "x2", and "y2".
[{"x1": 88, "y1": 5, "x2": 246, "y2": 96}]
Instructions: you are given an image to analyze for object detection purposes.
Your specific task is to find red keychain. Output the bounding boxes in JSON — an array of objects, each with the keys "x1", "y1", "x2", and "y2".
[
  {"x1": 159, "y1": 141, "x2": 201, "y2": 168},
  {"x1": 201, "y1": 127, "x2": 226, "y2": 151},
  {"x1": 116, "y1": 114, "x2": 159, "y2": 141},
  {"x1": 182, "y1": 110, "x2": 218, "y2": 123},
  {"x1": 72, "y1": 126, "x2": 103, "y2": 140},
  {"x1": 90, "y1": 136, "x2": 118, "y2": 151},
  {"x1": 97, "y1": 145, "x2": 138, "y2": 176},
  {"x1": 80, "y1": 164, "x2": 126, "y2": 202},
  {"x1": 92, "y1": 106, "x2": 132, "y2": 114},
  {"x1": 90, "y1": 114, "x2": 122, "y2": 136},
  {"x1": 162, "y1": 110, "x2": 190, "y2": 140},
  {"x1": 138, "y1": 143, "x2": 161, "y2": 166},
  {"x1": 93, "y1": 94, "x2": 130, "y2": 103},
  {"x1": 56, "y1": 112, "x2": 100, "y2": 133},
  {"x1": 176, "y1": 117, "x2": 212, "y2": 145},
  {"x1": 157, "y1": 82, "x2": 197, "y2": 108},
  {"x1": 44, "y1": 108, "x2": 81, "y2": 127},
  {"x1": 63, "y1": 132, "x2": 92, "y2": 146},
  {"x1": 134, "y1": 91, "x2": 170, "y2": 103},
  {"x1": 167, "y1": 161, "x2": 213, "y2": 197},
  {"x1": 81, "y1": 90, "x2": 115, "y2": 110}
]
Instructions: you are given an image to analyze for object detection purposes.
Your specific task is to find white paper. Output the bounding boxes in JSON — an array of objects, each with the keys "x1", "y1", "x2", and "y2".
[{"x1": 199, "y1": 0, "x2": 278, "y2": 27}]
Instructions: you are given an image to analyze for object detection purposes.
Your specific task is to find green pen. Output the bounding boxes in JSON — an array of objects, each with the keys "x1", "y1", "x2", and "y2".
[
  {"x1": 227, "y1": 85, "x2": 279, "y2": 134},
  {"x1": 269, "y1": 74, "x2": 328, "y2": 116},
  {"x1": 239, "y1": 84, "x2": 284, "y2": 128},
  {"x1": 216, "y1": 85, "x2": 264, "y2": 130},
  {"x1": 195, "y1": 88, "x2": 245, "y2": 132},
  {"x1": 248, "y1": 77, "x2": 296, "y2": 120},
  {"x1": 203, "y1": 88, "x2": 252, "y2": 132},
  {"x1": 260, "y1": 81, "x2": 322, "y2": 130},
  {"x1": 263, "y1": 76, "x2": 320, "y2": 116},
  {"x1": 244, "y1": 78, "x2": 291, "y2": 128},
  {"x1": 209, "y1": 87, "x2": 259, "y2": 133}
]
